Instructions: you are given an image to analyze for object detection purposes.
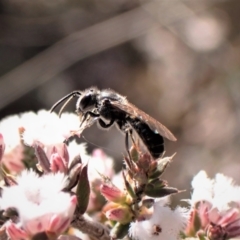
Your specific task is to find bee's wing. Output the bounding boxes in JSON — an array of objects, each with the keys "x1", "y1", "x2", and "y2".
[{"x1": 109, "y1": 100, "x2": 177, "y2": 141}]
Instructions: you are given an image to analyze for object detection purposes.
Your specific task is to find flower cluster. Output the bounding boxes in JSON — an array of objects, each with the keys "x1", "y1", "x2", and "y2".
[
  {"x1": 99, "y1": 145, "x2": 189, "y2": 239},
  {"x1": 0, "y1": 110, "x2": 89, "y2": 240},
  {"x1": 185, "y1": 170, "x2": 240, "y2": 240},
  {"x1": 2, "y1": 109, "x2": 239, "y2": 240},
  {"x1": 0, "y1": 110, "x2": 80, "y2": 173}
]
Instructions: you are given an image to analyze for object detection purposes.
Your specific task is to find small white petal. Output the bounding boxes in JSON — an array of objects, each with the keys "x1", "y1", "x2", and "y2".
[
  {"x1": 129, "y1": 201, "x2": 189, "y2": 240},
  {"x1": 211, "y1": 173, "x2": 240, "y2": 211},
  {"x1": 191, "y1": 170, "x2": 213, "y2": 204},
  {"x1": 68, "y1": 140, "x2": 88, "y2": 164}
]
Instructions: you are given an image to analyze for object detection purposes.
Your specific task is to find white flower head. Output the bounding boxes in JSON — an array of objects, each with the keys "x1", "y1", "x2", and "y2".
[
  {"x1": 191, "y1": 170, "x2": 214, "y2": 204},
  {"x1": 22, "y1": 110, "x2": 80, "y2": 147},
  {"x1": 129, "y1": 201, "x2": 189, "y2": 240},
  {"x1": 0, "y1": 170, "x2": 77, "y2": 237},
  {"x1": 212, "y1": 173, "x2": 240, "y2": 211},
  {"x1": 191, "y1": 170, "x2": 240, "y2": 211},
  {"x1": 0, "y1": 110, "x2": 80, "y2": 173},
  {"x1": 188, "y1": 171, "x2": 240, "y2": 239},
  {"x1": 0, "y1": 114, "x2": 25, "y2": 172}
]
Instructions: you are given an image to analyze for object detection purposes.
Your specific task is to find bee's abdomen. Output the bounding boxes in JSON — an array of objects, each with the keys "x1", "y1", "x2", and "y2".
[{"x1": 128, "y1": 118, "x2": 164, "y2": 159}]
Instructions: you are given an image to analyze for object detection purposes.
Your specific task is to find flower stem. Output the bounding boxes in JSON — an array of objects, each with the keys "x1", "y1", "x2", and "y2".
[{"x1": 72, "y1": 212, "x2": 110, "y2": 240}]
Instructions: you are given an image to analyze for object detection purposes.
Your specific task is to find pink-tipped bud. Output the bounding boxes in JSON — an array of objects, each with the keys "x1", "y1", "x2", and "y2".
[
  {"x1": 185, "y1": 208, "x2": 199, "y2": 236},
  {"x1": 49, "y1": 214, "x2": 71, "y2": 234},
  {"x1": 217, "y1": 208, "x2": 239, "y2": 226},
  {"x1": 62, "y1": 144, "x2": 69, "y2": 165},
  {"x1": 100, "y1": 184, "x2": 126, "y2": 203},
  {"x1": 0, "y1": 133, "x2": 5, "y2": 161},
  {"x1": 226, "y1": 218, "x2": 240, "y2": 238},
  {"x1": 105, "y1": 206, "x2": 132, "y2": 224},
  {"x1": 6, "y1": 222, "x2": 28, "y2": 240},
  {"x1": 48, "y1": 143, "x2": 69, "y2": 167},
  {"x1": 50, "y1": 153, "x2": 67, "y2": 173},
  {"x1": 197, "y1": 202, "x2": 212, "y2": 228}
]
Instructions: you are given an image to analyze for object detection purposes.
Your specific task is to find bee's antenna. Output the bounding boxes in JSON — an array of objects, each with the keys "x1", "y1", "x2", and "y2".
[{"x1": 50, "y1": 91, "x2": 81, "y2": 115}]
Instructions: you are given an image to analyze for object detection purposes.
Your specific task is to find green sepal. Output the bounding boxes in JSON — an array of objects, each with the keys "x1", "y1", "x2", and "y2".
[
  {"x1": 34, "y1": 144, "x2": 50, "y2": 172},
  {"x1": 110, "y1": 222, "x2": 130, "y2": 239},
  {"x1": 148, "y1": 157, "x2": 171, "y2": 179},
  {"x1": 65, "y1": 163, "x2": 82, "y2": 191},
  {"x1": 76, "y1": 163, "x2": 90, "y2": 214},
  {"x1": 147, "y1": 178, "x2": 167, "y2": 188},
  {"x1": 122, "y1": 171, "x2": 136, "y2": 199},
  {"x1": 130, "y1": 145, "x2": 139, "y2": 162},
  {"x1": 68, "y1": 154, "x2": 82, "y2": 172},
  {"x1": 144, "y1": 186, "x2": 178, "y2": 198}
]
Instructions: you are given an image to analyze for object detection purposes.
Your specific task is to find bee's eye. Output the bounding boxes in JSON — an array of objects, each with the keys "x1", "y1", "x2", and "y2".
[
  {"x1": 79, "y1": 93, "x2": 96, "y2": 111},
  {"x1": 80, "y1": 95, "x2": 91, "y2": 109}
]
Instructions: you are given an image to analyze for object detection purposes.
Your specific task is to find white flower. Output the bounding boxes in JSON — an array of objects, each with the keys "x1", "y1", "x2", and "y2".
[
  {"x1": 0, "y1": 114, "x2": 25, "y2": 172},
  {"x1": 0, "y1": 170, "x2": 77, "y2": 237},
  {"x1": 22, "y1": 110, "x2": 80, "y2": 147},
  {"x1": 129, "y1": 201, "x2": 189, "y2": 240},
  {"x1": 191, "y1": 170, "x2": 214, "y2": 205},
  {"x1": 67, "y1": 140, "x2": 88, "y2": 164},
  {"x1": 191, "y1": 170, "x2": 240, "y2": 211},
  {"x1": 187, "y1": 171, "x2": 240, "y2": 239},
  {"x1": 87, "y1": 149, "x2": 115, "y2": 182}
]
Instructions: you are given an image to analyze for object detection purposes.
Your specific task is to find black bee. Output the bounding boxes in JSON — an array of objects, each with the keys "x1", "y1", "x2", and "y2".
[{"x1": 50, "y1": 87, "x2": 176, "y2": 159}]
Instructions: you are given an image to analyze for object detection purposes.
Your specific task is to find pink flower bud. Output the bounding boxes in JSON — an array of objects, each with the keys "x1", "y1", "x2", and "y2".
[
  {"x1": 48, "y1": 195, "x2": 77, "y2": 234},
  {"x1": 49, "y1": 214, "x2": 71, "y2": 234},
  {"x1": 6, "y1": 222, "x2": 28, "y2": 240},
  {"x1": 226, "y1": 218, "x2": 240, "y2": 238},
  {"x1": 105, "y1": 206, "x2": 132, "y2": 224},
  {"x1": 0, "y1": 133, "x2": 5, "y2": 161},
  {"x1": 217, "y1": 208, "x2": 239, "y2": 226},
  {"x1": 50, "y1": 153, "x2": 67, "y2": 173},
  {"x1": 100, "y1": 184, "x2": 126, "y2": 203},
  {"x1": 47, "y1": 143, "x2": 69, "y2": 166},
  {"x1": 185, "y1": 209, "x2": 198, "y2": 236}
]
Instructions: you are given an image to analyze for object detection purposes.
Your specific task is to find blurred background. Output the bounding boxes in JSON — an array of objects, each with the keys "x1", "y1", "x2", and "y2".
[{"x1": 0, "y1": 0, "x2": 240, "y2": 197}]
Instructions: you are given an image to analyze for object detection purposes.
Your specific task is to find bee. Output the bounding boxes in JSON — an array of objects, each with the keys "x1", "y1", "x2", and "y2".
[{"x1": 50, "y1": 87, "x2": 176, "y2": 159}]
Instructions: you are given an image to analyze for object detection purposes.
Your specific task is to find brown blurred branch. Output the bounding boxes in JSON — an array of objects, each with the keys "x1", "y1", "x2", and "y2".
[
  {"x1": 0, "y1": 0, "x2": 209, "y2": 111},
  {"x1": 71, "y1": 213, "x2": 110, "y2": 240}
]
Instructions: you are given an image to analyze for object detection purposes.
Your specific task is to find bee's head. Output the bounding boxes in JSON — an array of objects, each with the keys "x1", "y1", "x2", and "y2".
[
  {"x1": 50, "y1": 87, "x2": 99, "y2": 116},
  {"x1": 76, "y1": 88, "x2": 99, "y2": 113}
]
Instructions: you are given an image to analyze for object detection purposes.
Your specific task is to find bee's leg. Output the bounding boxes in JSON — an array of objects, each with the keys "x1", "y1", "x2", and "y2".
[
  {"x1": 125, "y1": 131, "x2": 130, "y2": 152},
  {"x1": 125, "y1": 129, "x2": 135, "y2": 151},
  {"x1": 128, "y1": 129, "x2": 136, "y2": 145},
  {"x1": 115, "y1": 120, "x2": 132, "y2": 159},
  {"x1": 125, "y1": 131, "x2": 135, "y2": 165},
  {"x1": 80, "y1": 111, "x2": 100, "y2": 127},
  {"x1": 98, "y1": 118, "x2": 115, "y2": 128}
]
